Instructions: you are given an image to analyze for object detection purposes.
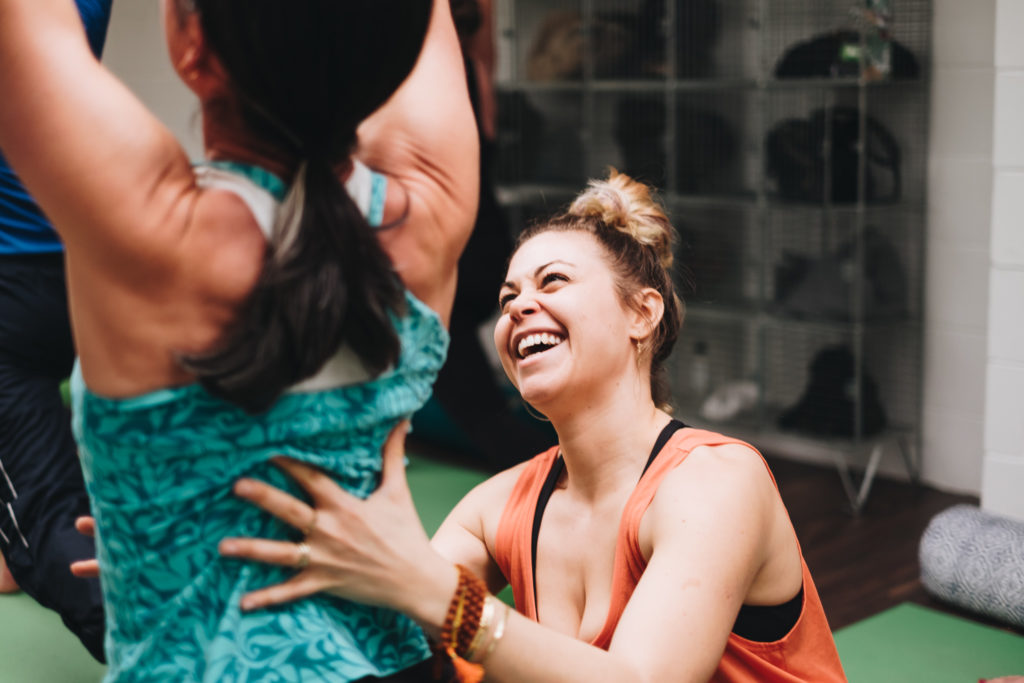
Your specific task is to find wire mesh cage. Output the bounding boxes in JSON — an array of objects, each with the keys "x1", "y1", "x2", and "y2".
[
  {"x1": 672, "y1": 204, "x2": 761, "y2": 308},
  {"x1": 763, "y1": 0, "x2": 931, "y2": 81},
  {"x1": 492, "y1": 0, "x2": 932, "y2": 507}
]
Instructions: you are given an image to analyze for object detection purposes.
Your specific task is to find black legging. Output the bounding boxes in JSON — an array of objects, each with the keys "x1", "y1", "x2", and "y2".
[{"x1": 0, "y1": 252, "x2": 105, "y2": 661}]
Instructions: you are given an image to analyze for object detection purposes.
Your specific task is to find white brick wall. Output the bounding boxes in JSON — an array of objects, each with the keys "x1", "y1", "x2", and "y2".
[
  {"x1": 988, "y1": 270, "x2": 1024, "y2": 363},
  {"x1": 992, "y1": 171, "x2": 1024, "y2": 264},
  {"x1": 993, "y1": 73, "x2": 1024, "y2": 167},
  {"x1": 982, "y1": 0, "x2": 1024, "y2": 521},
  {"x1": 996, "y1": 0, "x2": 1024, "y2": 69},
  {"x1": 922, "y1": 0, "x2": 996, "y2": 494}
]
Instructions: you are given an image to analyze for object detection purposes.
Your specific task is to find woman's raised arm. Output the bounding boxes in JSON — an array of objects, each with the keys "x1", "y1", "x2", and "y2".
[
  {"x1": 355, "y1": 0, "x2": 480, "y2": 322},
  {"x1": 0, "y1": 0, "x2": 194, "y2": 264}
]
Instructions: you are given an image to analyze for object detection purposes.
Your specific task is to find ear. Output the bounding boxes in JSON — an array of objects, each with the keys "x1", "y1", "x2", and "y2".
[
  {"x1": 627, "y1": 288, "x2": 665, "y2": 344},
  {"x1": 166, "y1": 10, "x2": 229, "y2": 99}
]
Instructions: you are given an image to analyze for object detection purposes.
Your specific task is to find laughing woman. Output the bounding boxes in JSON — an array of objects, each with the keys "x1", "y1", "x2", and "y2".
[{"x1": 222, "y1": 172, "x2": 849, "y2": 682}]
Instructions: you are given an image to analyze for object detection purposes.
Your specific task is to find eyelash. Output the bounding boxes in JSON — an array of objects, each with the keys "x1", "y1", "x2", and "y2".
[{"x1": 541, "y1": 272, "x2": 567, "y2": 286}]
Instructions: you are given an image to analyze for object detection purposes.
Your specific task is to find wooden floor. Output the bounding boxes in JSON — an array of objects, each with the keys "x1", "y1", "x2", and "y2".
[{"x1": 762, "y1": 453, "x2": 1015, "y2": 632}]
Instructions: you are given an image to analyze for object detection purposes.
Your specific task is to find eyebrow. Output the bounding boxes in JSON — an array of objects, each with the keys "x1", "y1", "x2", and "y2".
[{"x1": 500, "y1": 260, "x2": 576, "y2": 291}]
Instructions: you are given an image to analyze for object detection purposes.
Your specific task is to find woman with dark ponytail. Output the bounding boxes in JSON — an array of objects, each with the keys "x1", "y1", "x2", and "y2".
[{"x1": 0, "y1": 0, "x2": 477, "y2": 680}]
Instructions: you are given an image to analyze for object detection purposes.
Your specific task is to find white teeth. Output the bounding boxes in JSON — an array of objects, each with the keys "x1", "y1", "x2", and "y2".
[{"x1": 517, "y1": 333, "x2": 565, "y2": 358}]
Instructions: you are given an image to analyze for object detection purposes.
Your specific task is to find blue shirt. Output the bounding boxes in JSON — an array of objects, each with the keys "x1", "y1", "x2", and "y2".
[{"x1": 0, "y1": 0, "x2": 113, "y2": 255}]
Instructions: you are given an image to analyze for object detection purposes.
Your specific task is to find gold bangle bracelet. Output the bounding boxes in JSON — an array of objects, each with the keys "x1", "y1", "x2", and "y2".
[{"x1": 481, "y1": 600, "x2": 509, "y2": 661}]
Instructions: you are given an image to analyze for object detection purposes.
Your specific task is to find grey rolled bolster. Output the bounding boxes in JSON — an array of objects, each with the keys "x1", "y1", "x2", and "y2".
[{"x1": 919, "y1": 504, "x2": 1024, "y2": 629}]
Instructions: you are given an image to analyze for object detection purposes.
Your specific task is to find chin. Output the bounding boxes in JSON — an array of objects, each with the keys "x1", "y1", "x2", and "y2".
[{"x1": 517, "y1": 384, "x2": 560, "y2": 417}]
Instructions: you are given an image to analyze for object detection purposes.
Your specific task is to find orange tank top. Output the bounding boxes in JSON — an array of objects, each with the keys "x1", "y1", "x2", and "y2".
[{"x1": 493, "y1": 427, "x2": 847, "y2": 682}]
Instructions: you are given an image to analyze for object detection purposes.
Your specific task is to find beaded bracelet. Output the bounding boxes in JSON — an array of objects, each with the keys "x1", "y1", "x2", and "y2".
[
  {"x1": 463, "y1": 596, "x2": 496, "y2": 661},
  {"x1": 441, "y1": 565, "x2": 489, "y2": 659}
]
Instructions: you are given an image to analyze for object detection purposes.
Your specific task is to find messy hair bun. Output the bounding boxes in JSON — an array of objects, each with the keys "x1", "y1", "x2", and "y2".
[
  {"x1": 568, "y1": 170, "x2": 675, "y2": 271},
  {"x1": 515, "y1": 170, "x2": 685, "y2": 409}
]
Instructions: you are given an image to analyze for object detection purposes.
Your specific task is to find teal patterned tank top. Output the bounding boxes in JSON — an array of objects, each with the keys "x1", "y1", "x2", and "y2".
[{"x1": 71, "y1": 163, "x2": 448, "y2": 682}]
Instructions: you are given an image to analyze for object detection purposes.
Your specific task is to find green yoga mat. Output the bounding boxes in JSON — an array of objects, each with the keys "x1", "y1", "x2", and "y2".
[
  {"x1": 0, "y1": 592, "x2": 106, "y2": 683},
  {"x1": 14, "y1": 456, "x2": 1022, "y2": 683},
  {"x1": 835, "y1": 602, "x2": 1024, "y2": 682}
]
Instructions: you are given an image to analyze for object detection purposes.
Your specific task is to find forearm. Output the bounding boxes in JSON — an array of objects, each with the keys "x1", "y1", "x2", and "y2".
[
  {"x1": 399, "y1": 558, "x2": 647, "y2": 683},
  {"x1": 475, "y1": 610, "x2": 647, "y2": 683}
]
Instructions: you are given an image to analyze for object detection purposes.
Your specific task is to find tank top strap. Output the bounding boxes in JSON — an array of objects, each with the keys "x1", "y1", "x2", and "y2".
[
  {"x1": 621, "y1": 428, "x2": 769, "y2": 581},
  {"x1": 590, "y1": 428, "x2": 767, "y2": 649},
  {"x1": 493, "y1": 446, "x2": 561, "y2": 621}
]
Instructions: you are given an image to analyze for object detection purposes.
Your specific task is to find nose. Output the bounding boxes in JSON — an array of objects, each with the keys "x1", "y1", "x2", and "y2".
[{"x1": 508, "y1": 293, "x2": 538, "y2": 321}]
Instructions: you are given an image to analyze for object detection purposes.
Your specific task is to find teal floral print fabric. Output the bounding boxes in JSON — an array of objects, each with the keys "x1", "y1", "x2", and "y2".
[{"x1": 71, "y1": 291, "x2": 449, "y2": 682}]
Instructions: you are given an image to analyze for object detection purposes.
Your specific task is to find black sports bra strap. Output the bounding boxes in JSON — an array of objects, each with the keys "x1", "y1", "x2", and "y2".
[
  {"x1": 529, "y1": 418, "x2": 686, "y2": 614},
  {"x1": 530, "y1": 454, "x2": 565, "y2": 615},
  {"x1": 640, "y1": 419, "x2": 687, "y2": 478}
]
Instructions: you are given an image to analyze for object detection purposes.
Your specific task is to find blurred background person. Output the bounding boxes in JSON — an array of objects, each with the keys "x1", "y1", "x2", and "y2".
[{"x1": 0, "y1": 0, "x2": 112, "y2": 662}]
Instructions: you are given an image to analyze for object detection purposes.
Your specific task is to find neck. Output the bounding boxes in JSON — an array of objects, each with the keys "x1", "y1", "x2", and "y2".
[
  {"x1": 544, "y1": 378, "x2": 671, "y2": 503},
  {"x1": 201, "y1": 102, "x2": 296, "y2": 181}
]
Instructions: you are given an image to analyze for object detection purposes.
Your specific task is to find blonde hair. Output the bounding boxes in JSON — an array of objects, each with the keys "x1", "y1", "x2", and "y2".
[
  {"x1": 569, "y1": 170, "x2": 676, "y2": 271},
  {"x1": 515, "y1": 170, "x2": 685, "y2": 408}
]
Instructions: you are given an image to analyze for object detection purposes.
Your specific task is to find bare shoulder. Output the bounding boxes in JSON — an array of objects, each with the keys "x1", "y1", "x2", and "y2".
[
  {"x1": 435, "y1": 457, "x2": 539, "y2": 549},
  {"x1": 430, "y1": 458, "x2": 537, "y2": 589},
  {"x1": 181, "y1": 188, "x2": 267, "y2": 303},
  {"x1": 450, "y1": 459, "x2": 534, "y2": 529},
  {"x1": 646, "y1": 441, "x2": 777, "y2": 540},
  {"x1": 666, "y1": 441, "x2": 773, "y2": 494}
]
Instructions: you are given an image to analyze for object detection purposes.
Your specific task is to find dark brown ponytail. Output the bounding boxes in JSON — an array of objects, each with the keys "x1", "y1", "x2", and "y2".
[{"x1": 177, "y1": 0, "x2": 433, "y2": 413}]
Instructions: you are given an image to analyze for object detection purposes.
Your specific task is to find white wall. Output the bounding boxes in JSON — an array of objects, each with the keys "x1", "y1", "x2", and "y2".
[
  {"x1": 924, "y1": 0, "x2": 1024, "y2": 517},
  {"x1": 981, "y1": 0, "x2": 1024, "y2": 521},
  {"x1": 920, "y1": 0, "x2": 996, "y2": 494}
]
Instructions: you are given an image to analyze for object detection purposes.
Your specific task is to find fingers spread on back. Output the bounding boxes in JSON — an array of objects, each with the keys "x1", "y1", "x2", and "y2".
[{"x1": 233, "y1": 478, "x2": 315, "y2": 532}]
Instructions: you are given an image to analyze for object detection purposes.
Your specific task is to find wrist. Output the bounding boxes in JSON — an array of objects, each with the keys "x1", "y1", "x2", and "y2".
[
  {"x1": 431, "y1": 564, "x2": 507, "y2": 666},
  {"x1": 402, "y1": 556, "x2": 459, "y2": 639}
]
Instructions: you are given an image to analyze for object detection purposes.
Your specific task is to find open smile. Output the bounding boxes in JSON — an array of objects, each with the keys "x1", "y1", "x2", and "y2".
[{"x1": 515, "y1": 332, "x2": 566, "y2": 360}]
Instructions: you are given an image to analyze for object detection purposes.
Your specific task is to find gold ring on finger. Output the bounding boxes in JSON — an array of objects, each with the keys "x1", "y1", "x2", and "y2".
[{"x1": 295, "y1": 541, "x2": 311, "y2": 570}]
